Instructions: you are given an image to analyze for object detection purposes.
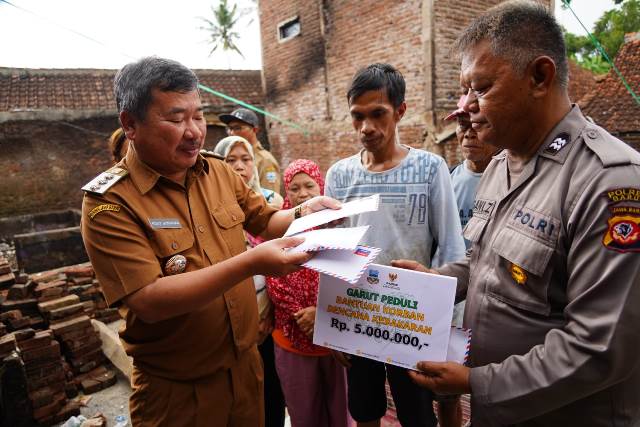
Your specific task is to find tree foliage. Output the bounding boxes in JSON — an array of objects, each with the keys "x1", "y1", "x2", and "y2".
[
  {"x1": 563, "y1": 0, "x2": 640, "y2": 74},
  {"x1": 200, "y1": 0, "x2": 247, "y2": 60}
]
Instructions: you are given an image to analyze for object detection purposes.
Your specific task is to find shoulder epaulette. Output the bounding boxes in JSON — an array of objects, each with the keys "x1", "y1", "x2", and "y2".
[
  {"x1": 81, "y1": 166, "x2": 129, "y2": 195},
  {"x1": 200, "y1": 149, "x2": 225, "y2": 160},
  {"x1": 582, "y1": 126, "x2": 640, "y2": 168}
]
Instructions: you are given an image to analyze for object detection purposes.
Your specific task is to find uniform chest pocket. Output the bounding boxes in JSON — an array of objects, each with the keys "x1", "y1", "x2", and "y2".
[
  {"x1": 149, "y1": 227, "x2": 195, "y2": 258},
  {"x1": 490, "y1": 227, "x2": 555, "y2": 315},
  {"x1": 211, "y1": 204, "x2": 246, "y2": 229},
  {"x1": 211, "y1": 203, "x2": 246, "y2": 256}
]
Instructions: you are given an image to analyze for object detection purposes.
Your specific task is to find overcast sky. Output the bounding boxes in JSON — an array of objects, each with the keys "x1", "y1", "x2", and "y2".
[{"x1": 0, "y1": 0, "x2": 616, "y2": 70}]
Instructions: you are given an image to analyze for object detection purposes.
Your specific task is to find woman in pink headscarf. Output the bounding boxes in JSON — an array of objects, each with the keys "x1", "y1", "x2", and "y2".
[{"x1": 267, "y1": 159, "x2": 350, "y2": 427}]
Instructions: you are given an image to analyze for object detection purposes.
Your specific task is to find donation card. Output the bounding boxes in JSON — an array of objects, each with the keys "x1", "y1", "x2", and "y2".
[{"x1": 314, "y1": 263, "x2": 457, "y2": 370}]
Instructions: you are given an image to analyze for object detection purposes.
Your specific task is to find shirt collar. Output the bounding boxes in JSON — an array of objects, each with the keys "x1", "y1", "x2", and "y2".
[{"x1": 124, "y1": 146, "x2": 208, "y2": 195}]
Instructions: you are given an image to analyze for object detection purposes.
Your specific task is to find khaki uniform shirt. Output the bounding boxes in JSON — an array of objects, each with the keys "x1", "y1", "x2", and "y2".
[
  {"x1": 254, "y1": 142, "x2": 282, "y2": 194},
  {"x1": 439, "y1": 106, "x2": 640, "y2": 426},
  {"x1": 81, "y1": 147, "x2": 277, "y2": 381}
]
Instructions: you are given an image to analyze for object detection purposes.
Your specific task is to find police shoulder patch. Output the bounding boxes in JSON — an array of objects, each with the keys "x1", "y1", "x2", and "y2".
[
  {"x1": 88, "y1": 203, "x2": 120, "y2": 219},
  {"x1": 602, "y1": 214, "x2": 640, "y2": 253},
  {"x1": 265, "y1": 170, "x2": 277, "y2": 183}
]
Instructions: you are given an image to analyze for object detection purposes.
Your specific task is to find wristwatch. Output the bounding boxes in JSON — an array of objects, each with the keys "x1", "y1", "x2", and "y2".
[{"x1": 294, "y1": 204, "x2": 303, "y2": 219}]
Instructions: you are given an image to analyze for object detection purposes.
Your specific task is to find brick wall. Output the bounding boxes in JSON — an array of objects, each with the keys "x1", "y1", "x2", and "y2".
[
  {"x1": 0, "y1": 118, "x2": 118, "y2": 218},
  {"x1": 260, "y1": 0, "x2": 551, "y2": 172},
  {"x1": 0, "y1": 118, "x2": 230, "y2": 218}
]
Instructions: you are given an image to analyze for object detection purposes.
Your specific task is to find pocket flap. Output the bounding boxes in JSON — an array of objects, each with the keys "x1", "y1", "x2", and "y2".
[
  {"x1": 212, "y1": 204, "x2": 246, "y2": 230},
  {"x1": 463, "y1": 216, "x2": 488, "y2": 244},
  {"x1": 492, "y1": 227, "x2": 553, "y2": 277},
  {"x1": 150, "y1": 228, "x2": 194, "y2": 258}
]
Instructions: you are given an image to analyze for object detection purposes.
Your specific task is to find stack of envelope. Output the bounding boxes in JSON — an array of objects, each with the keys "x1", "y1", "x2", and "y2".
[{"x1": 284, "y1": 194, "x2": 381, "y2": 284}]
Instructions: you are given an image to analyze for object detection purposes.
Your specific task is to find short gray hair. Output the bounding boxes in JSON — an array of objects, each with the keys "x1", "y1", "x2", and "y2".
[
  {"x1": 114, "y1": 57, "x2": 199, "y2": 120},
  {"x1": 455, "y1": 0, "x2": 568, "y2": 88}
]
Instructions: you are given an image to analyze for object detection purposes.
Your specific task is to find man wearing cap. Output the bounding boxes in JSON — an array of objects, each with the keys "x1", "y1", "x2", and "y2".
[
  {"x1": 81, "y1": 57, "x2": 340, "y2": 427},
  {"x1": 393, "y1": 2, "x2": 640, "y2": 426},
  {"x1": 220, "y1": 108, "x2": 282, "y2": 194}
]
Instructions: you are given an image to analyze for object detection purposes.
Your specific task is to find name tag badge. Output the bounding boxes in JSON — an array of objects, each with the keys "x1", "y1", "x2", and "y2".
[{"x1": 149, "y1": 218, "x2": 182, "y2": 229}]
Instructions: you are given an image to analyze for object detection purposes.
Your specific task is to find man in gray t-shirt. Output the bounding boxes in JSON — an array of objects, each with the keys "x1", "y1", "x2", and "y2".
[{"x1": 326, "y1": 63, "x2": 465, "y2": 427}]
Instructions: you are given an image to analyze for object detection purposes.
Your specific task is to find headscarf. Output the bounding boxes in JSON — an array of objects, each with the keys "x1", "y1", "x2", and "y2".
[
  {"x1": 213, "y1": 136, "x2": 262, "y2": 194},
  {"x1": 281, "y1": 159, "x2": 325, "y2": 210},
  {"x1": 267, "y1": 159, "x2": 325, "y2": 353}
]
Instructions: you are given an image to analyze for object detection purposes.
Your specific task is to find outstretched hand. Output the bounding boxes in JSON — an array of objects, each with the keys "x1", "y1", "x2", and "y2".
[{"x1": 251, "y1": 237, "x2": 312, "y2": 277}]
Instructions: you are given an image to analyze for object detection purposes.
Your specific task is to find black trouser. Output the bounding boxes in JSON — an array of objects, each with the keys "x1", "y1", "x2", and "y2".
[
  {"x1": 258, "y1": 335, "x2": 286, "y2": 427},
  {"x1": 347, "y1": 355, "x2": 437, "y2": 427}
]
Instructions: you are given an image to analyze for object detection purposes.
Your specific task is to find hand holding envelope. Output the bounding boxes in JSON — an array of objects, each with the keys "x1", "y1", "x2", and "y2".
[{"x1": 285, "y1": 195, "x2": 383, "y2": 283}]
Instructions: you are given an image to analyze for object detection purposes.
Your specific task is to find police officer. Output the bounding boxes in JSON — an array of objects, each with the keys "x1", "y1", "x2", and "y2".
[
  {"x1": 81, "y1": 57, "x2": 340, "y2": 427},
  {"x1": 220, "y1": 108, "x2": 282, "y2": 194},
  {"x1": 393, "y1": 2, "x2": 640, "y2": 426}
]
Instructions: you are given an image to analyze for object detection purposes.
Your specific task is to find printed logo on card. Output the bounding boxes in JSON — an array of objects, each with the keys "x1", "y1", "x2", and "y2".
[{"x1": 366, "y1": 269, "x2": 380, "y2": 285}]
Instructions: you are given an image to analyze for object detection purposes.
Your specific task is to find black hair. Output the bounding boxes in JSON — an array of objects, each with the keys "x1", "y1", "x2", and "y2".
[
  {"x1": 114, "y1": 56, "x2": 199, "y2": 120},
  {"x1": 347, "y1": 63, "x2": 406, "y2": 108},
  {"x1": 455, "y1": 0, "x2": 568, "y2": 88}
]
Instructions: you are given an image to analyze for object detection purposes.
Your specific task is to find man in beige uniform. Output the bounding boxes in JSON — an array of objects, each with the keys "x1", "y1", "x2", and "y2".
[
  {"x1": 220, "y1": 108, "x2": 282, "y2": 194},
  {"x1": 394, "y1": 2, "x2": 640, "y2": 426},
  {"x1": 81, "y1": 57, "x2": 339, "y2": 427}
]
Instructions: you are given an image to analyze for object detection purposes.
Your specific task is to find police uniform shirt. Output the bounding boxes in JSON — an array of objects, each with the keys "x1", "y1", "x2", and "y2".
[
  {"x1": 81, "y1": 146, "x2": 277, "y2": 381},
  {"x1": 254, "y1": 141, "x2": 282, "y2": 194},
  {"x1": 438, "y1": 106, "x2": 640, "y2": 426}
]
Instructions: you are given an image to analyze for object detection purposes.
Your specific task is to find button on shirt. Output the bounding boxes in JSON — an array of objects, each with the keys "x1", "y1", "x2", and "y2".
[
  {"x1": 438, "y1": 106, "x2": 640, "y2": 426},
  {"x1": 81, "y1": 147, "x2": 277, "y2": 381}
]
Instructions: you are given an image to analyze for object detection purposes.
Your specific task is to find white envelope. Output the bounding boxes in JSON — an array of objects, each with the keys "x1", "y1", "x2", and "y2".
[
  {"x1": 285, "y1": 194, "x2": 380, "y2": 237},
  {"x1": 287, "y1": 226, "x2": 370, "y2": 254},
  {"x1": 303, "y1": 245, "x2": 380, "y2": 284}
]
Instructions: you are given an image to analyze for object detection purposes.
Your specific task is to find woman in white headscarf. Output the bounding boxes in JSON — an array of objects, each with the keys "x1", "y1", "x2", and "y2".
[
  {"x1": 213, "y1": 135, "x2": 286, "y2": 427},
  {"x1": 213, "y1": 136, "x2": 283, "y2": 208}
]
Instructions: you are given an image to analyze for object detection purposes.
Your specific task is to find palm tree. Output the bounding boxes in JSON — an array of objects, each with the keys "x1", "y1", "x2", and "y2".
[{"x1": 200, "y1": 0, "x2": 246, "y2": 67}]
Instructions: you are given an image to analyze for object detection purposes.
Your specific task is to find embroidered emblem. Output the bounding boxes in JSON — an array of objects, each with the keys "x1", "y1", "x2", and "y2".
[
  {"x1": 604, "y1": 188, "x2": 640, "y2": 204},
  {"x1": 602, "y1": 215, "x2": 640, "y2": 253},
  {"x1": 164, "y1": 254, "x2": 188, "y2": 275},
  {"x1": 88, "y1": 204, "x2": 120, "y2": 219},
  {"x1": 265, "y1": 171, "x2": 277, "y2": 183},
  {"x1": 509, "y1": 263, "x2": 527, "y2": 285},
  {"x1": 544, "y1": 132, "x2": 571, "y2": 155}
]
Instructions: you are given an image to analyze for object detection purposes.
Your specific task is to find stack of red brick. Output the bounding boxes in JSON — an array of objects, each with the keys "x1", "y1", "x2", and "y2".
[
  {"x1": 18, "y1": 328, "x2": 81, "y2": 424},
  {"x1": 0, "y1": 263, "x2": 121, "y2": 425}
]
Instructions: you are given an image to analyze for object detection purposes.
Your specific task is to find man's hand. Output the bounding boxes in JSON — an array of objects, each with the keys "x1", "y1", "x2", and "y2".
[
  {"x1": 408, "y1": 361, "x2": 471, "y2": 395},
  {"x1": 391, "y1": 259, "x2": 438, "y2": 274},
  {"x1": 294, "y1": 306, "x2": 316, "y2": 338},
  {"x1": 250, "y1": 237, "x2": 312, "y2": 277},
  {"x1": 301, "y1": 196, "x2": 342, "y2": 214},
  {"x1": 331, "y1": 350, "x2": 352, "y2": 368}
]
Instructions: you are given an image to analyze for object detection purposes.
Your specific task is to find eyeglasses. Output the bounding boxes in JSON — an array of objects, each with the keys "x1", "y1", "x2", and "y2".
[{"x1": 226, "y1": 124, "x2": 250, "y2": 134}]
